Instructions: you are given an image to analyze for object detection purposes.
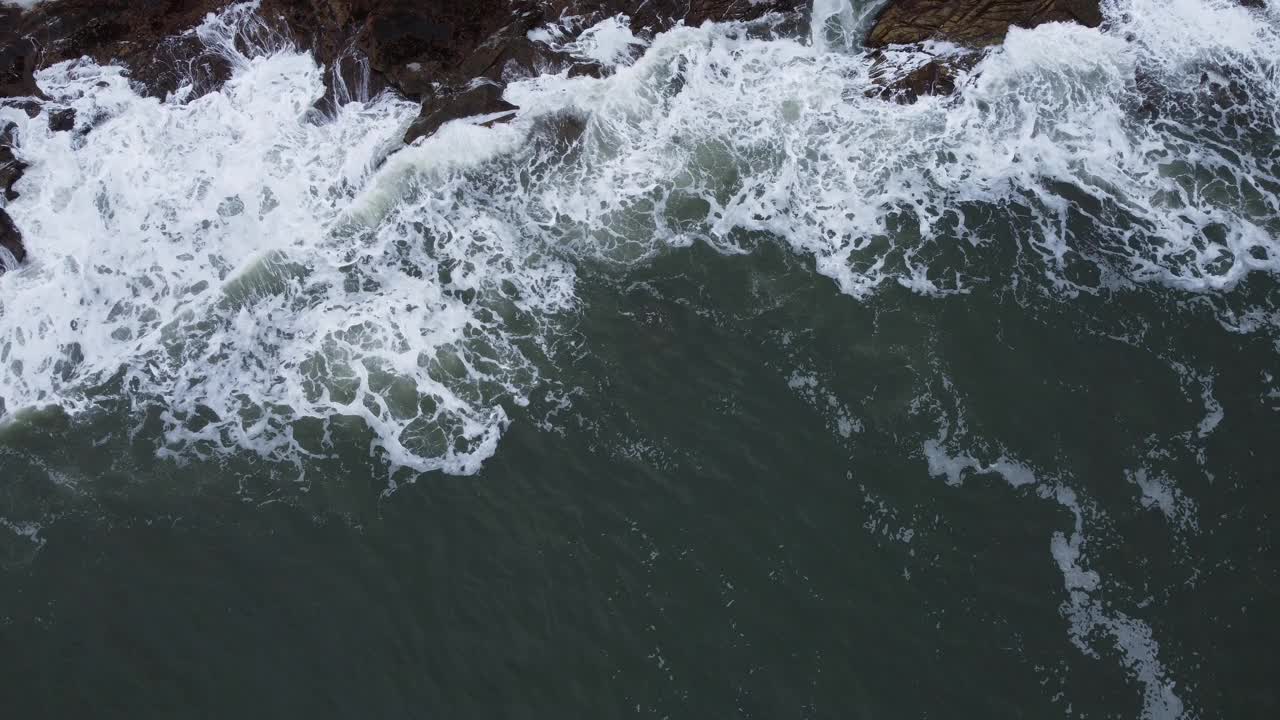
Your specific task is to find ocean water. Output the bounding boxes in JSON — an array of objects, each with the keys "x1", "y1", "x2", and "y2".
[{"x1": 1, "y1": 1, "x2": 1277, "y2": 716}]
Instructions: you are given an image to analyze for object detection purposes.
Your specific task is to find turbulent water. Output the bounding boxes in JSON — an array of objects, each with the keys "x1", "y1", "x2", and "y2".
[{"x1": 2, "y1": 1, "x2": 1278, "y2": 717}]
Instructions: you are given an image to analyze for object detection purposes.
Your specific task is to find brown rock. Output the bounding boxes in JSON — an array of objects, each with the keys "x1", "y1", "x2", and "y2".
[
  {"x1": 864, "y1": 1, "x2": 1101, "y2": 103},
  {"x1": 866, "y1": 0, "x2": 1103, "y2": 48}
]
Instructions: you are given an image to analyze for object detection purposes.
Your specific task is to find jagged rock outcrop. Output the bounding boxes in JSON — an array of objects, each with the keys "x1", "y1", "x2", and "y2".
[
  {"x1": 864, "y1": 0, "x2": 1102, "y2": 103},
  {"x1": 866, "y1": 0, "x2": 1103, "y2": 48}
]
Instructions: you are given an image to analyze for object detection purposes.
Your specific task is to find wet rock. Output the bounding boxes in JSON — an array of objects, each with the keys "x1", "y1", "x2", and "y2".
[
  {"x1": 1, "y1": 7, "x2": 44, "y2": 99},
  {"x1": 48, "y1": 108, "x2": 76, "y2": 132},
  {"x1": 406, "y1": 82, "x2": 520, "y2": 143},
  {"x1": 865, "y1": 52, "x2": 967, "y2": 105},
  {"x1": 8, "y1": 0, "x2": 236, "y2": 99},
  {"x1": 864, "y1": 0, "x2": 1101, "y2": 103},
  {"x1": 866, "y1": 48, "x2": 980, "y2": 104},
  {"x1": 0, "y1": 209, "x2": 24, "y2": 269},
  {"x1": 1, "y1": 122, "x2": 25, "y2": 202},
  {"x1": 865, "y1": 0, "x2": 1102, "y2": 48}
]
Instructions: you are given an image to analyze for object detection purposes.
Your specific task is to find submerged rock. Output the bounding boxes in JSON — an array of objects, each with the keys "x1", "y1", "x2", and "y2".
[
  {"x1": 867, "y1": 48, "x2": 980, "y2": 104},
  {"x1": 864, "y1": 0, "x2": 1102, "y2": 102}
]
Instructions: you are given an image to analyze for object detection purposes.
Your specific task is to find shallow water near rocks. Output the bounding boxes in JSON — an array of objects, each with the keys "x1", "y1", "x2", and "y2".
[{"x1": 1, "y1": 1, "x2": 1278, "y2": 717}]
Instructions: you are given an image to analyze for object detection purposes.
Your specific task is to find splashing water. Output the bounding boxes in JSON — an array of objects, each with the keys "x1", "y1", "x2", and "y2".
[
  {"x1": 0, "y1": 5, "x2": 575, "y2": 474},
  {"x1": 811, "y1": 0, "x2": 886, "y2": 53},
  {"x1": 1, "y1": 0, "x2": 1278, "y2": 477},
  {"x1": 1, "y1": 3, "x2": 1278, "y2": 715}
]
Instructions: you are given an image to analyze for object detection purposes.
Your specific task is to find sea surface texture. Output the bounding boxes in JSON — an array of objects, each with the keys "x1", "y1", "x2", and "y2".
[{"x1": 0, "y1": 1, "x2": 1277, "y2": 717}]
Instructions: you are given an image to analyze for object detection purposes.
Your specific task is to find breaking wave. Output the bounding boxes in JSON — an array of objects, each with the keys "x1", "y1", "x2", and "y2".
[{"x1": 1, "y1": 0, "x2": 1278, "y2": 475}]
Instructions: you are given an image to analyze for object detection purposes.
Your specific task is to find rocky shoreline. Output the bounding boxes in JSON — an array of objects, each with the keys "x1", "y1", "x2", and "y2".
[
  {"x1": 864, "y1": 0, "x2": 1103, "y2": 102},
  {"x1": 3, "y1": 1, "x2": 813, "y2": 267},
  {"x1": 3, "y1": 0, "x2": 1270, "y2": 273}
]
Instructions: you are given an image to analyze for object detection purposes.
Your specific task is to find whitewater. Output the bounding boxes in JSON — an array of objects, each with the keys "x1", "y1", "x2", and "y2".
[{"x1": 1, "y1": 0, "x2": 1274, "y2": 475}]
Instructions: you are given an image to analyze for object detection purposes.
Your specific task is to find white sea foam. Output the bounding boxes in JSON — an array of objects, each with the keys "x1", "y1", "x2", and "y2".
[
  {"x1": 0, "y1": 5, "x2": 575, "y2": 475},
  {"x1": 924, "y1": 434, "x2": 1188, "y2": 719},
  {"x1": 1128, "y1": 468, "x2": 1198, "y2": 529},
  {"x1": 569, "y1": 15, "x2": 650, "y2": 68},
  {"x1": 3, "y1": 0, "x2": 1279, "y2": 478},
  {"x1": 921, "y1": 438, "x2": 1036, "y2": 487},
  {"x1": 502, "y1": 0, "x2": 1280, "y2": 298},
  {"x1": 527, "y1": 14, "x2": 649, "y2": 70}
]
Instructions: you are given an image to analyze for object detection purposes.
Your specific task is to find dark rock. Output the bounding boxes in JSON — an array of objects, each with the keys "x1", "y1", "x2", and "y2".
[
  {"x1": 567, "y1": 62, "x2": 605, "y2": 79},
  {"x1": 1, "y1": 7, "x2": 45, "y2": 99},
  {"x1": 0, "y1": 209, "x2": 24, "y2": 269},
  {"x1": 406, "y1": 82, "x2": 520, "y2": 143},
  {"x1": 8, "y1": 0, "x2": 236, "y2": 99},
  {"x1": 1, "y1": 122, "x2": 25, "y2": 202},
  {"x1": 48, "y1": 107, "x2": 76, "y2": 132},
  {"x1": 866, "y1": 0, "x2": 1103, "y2": 48}
]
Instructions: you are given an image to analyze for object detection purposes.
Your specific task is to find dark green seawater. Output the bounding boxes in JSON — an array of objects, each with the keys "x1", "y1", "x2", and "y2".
[{"x1": 2, "y1": 242, "x2": 1277, "y2": 717}]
